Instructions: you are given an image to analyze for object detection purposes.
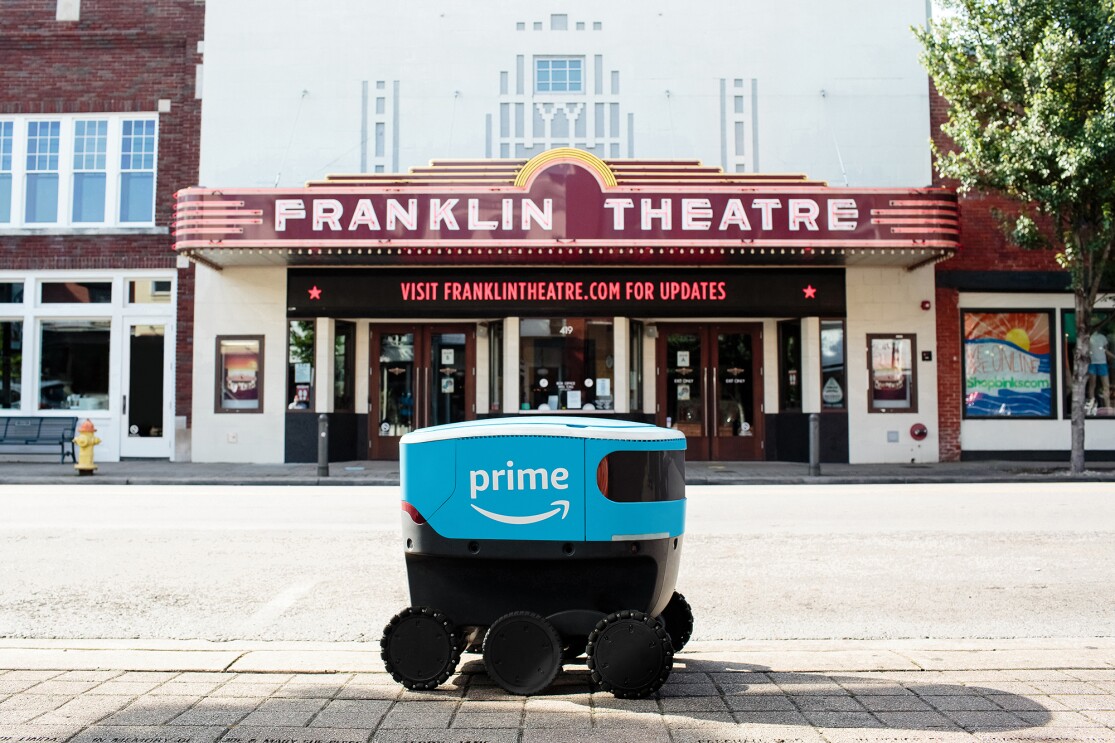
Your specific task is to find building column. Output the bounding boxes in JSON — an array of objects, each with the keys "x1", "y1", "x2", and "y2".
[
  {"x1": 355, "y1": 320, "x2": 370, "y2": 415},
  {"x1": 504, "y1": 317, "x2": 519, "y2": 413},
  {"x1": 315, "y1": 317, "x2": 334, "y2": 413},
  {"x1": 613, "y1": 318, "x2": 629, "y2": 413},
  {"x1": 801, "y1": 316, "x2": 822, "y2": 414},
  {"x1": 476, "y1": 322, "x2": 490, "y2": 415}
]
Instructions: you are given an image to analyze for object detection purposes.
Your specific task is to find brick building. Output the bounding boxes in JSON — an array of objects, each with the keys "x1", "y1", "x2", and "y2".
[
  {"x1": 929, "y1": 85, "x2": 1115, "y2": 461},
  {"x1": 1, "y1": 0, "x2": 202, "y2": 461}
]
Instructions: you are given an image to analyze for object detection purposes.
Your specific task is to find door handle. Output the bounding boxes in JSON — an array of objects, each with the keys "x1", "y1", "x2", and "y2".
[
  {"x1": 122, "y1": 395, "x2": 127, "y2": 415},
  {"x1": 711, "y1": 368, "x2": 719, "y2": 436},
  {"x1": 702, "y1": 366, "x2": 710, "y2": 436},
  {"x1": 424, "y1": 367, "x2": 432, "y2": 428}
]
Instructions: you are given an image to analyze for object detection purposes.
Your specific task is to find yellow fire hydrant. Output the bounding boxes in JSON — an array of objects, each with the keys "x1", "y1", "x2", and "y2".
[{"x1": 73, "y1": 419, "x2": 101, "y2": 476}]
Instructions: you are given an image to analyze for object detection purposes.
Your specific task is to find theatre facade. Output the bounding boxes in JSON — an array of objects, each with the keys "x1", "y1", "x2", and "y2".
[{"x1": 175, "y1": 149, "x2": 959, "y2": 464}]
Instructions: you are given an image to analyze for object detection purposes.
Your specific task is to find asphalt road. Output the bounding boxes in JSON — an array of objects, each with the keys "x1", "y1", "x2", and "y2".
[{"x1": 1, "y1": 482, "x2": 1113, "y2": 642}]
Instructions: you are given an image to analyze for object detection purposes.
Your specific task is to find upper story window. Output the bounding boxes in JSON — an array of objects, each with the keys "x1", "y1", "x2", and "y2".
[
  {"x1": 0, "y1": 121, "x2": 13, "y2": 223},
  {"x1": 0, "y1": 114, "x2": 158, "y2": 228},
  {"x1": 25, "y1": 120, "x2": 60, "y2": 224},
  {"x1": 535, "y1": 57, "x2": 584, "y2": 94}
]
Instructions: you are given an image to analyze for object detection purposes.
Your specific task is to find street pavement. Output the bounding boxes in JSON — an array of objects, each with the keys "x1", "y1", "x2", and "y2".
[{"x1": 2, "y1": 464, "x2": 1115, "y2": 741}]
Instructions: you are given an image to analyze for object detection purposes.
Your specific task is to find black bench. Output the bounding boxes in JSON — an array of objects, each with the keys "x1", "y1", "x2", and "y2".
[{"x1": 0, "y1": 417, "x2": 78, "y2": 463}]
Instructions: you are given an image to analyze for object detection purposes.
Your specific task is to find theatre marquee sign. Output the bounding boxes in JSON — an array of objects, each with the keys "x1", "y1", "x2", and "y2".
[{"x1": 174, "y1": 149, "x2": 959, "y2": 267}]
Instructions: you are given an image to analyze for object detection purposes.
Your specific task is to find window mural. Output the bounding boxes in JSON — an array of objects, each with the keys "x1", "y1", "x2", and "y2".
[{"x1": 963, "y1": 311, "x2": 1052, "y2": 418}]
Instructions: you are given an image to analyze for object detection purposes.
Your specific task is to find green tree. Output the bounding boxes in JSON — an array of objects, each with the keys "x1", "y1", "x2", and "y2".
[{"x1": 916, "y1": 0, "x2": 1115, "y2": 473}]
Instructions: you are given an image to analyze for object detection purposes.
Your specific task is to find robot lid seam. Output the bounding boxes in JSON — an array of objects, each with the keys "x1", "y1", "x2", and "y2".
[{"x1": 401, "y1": 428, "x2": 685, "y2": 444}]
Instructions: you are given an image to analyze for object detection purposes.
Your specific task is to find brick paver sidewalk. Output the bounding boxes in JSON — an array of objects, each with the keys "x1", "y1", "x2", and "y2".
[{"x1": 2, "y1": 641, "x2": 1114, "y2": 742}]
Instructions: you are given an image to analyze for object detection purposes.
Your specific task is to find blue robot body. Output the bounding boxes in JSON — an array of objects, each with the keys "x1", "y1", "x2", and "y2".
[{"x1": 385, "y1": 417, "x2": 693, "y2": 698}]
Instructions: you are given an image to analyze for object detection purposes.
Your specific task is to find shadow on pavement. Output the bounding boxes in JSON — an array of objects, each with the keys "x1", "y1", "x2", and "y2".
[
  {"x1": 450, "y1": 655, "x2": 1050, "y2": 733},
  {"x1": 55, "y1": 659, "x2": 1049, "y2": 738}
]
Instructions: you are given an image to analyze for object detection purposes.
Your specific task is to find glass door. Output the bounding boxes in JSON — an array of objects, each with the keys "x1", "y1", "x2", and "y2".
[
  {"x1": 120, "y1": 320, "x2": 171, "y2": 458},
  {"x1": 369, "y1": 326, "x2": 417, "y2": 460},
  {"x1": 369, "y1": 325, "x2": 475, "y2": 460},
  {"x1": 427, "y1": 330, "x2": 471, "y2": 427},
  {"x1": 711, "y1": 325, "x2": 763, "y2": 460},
  {"x1": 657, "y1": 323, "x2": 764, "y2": 461},
  {"x1": 660, "y1": 327, "x2": 710, "y2": 458}
]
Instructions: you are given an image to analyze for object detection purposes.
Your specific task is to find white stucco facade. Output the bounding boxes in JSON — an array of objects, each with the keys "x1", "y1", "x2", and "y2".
[
  {"x1": 199, "y1": 0, "x2": 932, "y2": 190},
  {"x1": 187, "y1": 0, "x2": 957, "y2": 464}
]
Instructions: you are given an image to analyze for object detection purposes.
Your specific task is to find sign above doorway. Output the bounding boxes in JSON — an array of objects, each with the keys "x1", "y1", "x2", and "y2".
[{"x1": 175, "y1": 149, "x2": 959, "y2": 271}]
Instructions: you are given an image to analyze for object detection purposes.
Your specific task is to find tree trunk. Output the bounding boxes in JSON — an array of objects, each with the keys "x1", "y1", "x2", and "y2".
[{"x1": 1070, "y1": 291, "x2": 1091, "y2": 474}]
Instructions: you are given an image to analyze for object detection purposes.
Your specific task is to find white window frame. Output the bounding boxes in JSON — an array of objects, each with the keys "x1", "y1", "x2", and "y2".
[
  {"x1": 0, "y1": 271, "x2": 176, "y2": 414},
  {"x1": 534, "y1": 56, "x2": 585, "y2": 95},
  {"x1": 0, "y1": 114, "x2": 159, "y2": 229}
]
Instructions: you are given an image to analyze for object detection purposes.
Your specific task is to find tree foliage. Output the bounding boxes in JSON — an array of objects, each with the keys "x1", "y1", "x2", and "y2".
[{"x1": 916, "y1": 0, "x2": 1115, "y2": 471}]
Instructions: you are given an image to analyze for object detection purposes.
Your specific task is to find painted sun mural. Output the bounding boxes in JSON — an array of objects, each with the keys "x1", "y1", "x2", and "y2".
[{"x1": 963, "y1": 312, "x2": 1052, "y2": 417}]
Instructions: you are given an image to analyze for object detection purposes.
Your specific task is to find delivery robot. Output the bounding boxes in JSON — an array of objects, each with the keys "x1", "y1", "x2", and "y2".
[{"x1": 381, "y1": 416, "x2": 694, "y2": 698}]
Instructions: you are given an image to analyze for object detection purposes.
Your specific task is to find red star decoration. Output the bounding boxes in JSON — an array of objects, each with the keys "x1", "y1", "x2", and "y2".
[
  {"x1": 308, "y1": 285, "x2": 322, "y2": 300},
  {"x1": 802, "y1": 284, "x2": 817, "y2": 299}
]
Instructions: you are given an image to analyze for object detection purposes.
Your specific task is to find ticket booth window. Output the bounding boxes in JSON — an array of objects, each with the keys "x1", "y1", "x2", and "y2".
[
  {"x1": 821, "y1": 320, "x2": 847, "y2": 410},
  {"x1": 286, "y1": 321, "x2": 314, "y2": 411},
  {"x1": 778, "y1": 320, "x2": 802, "y2": 412},
  {"x1": 334, "y1": 321, "x2": 355, "y2": 412},
  {"x1": 520, "y1": 318, "x2": 613, "y2": 411},
  {"x1": 629, "y1": 320, "x2": 644, "y2": 413}
]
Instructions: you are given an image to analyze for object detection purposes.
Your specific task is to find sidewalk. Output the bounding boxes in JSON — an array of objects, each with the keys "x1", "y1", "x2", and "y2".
[
  {"x1": 2, "y1": 457, "x2": 1115, "y2": 486},
  {"x1": 2, "y1": 638, "x2": 1114, "y2": 742}
]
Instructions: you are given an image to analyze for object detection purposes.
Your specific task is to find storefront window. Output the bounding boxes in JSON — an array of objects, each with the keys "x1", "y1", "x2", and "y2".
[
  {"x1": 1062, "y1": 311, "x2": 1115, "y2": 417},
  {"x1": 964, "y1": 311, "x2": 1053, "y2": 418},
  {"x1": 867, "y1": 333, "x2": 916, "y2": 413},
  {"x1": 286, "y1": 321, "x2": 314, "y2": 411},
  {"x1": 821, "y1": 320, "x2": 847, "y2": 410},
  {"x1": 488, "y1": 321, "x2": 503, "y2": 413},
  {"x1": 40, "y1": 320, "x2": 110, "y2": 410},
  {"x1": 41, "y1": 281, "x2": 111, "y2": 304},
  {"x1": 520, "y1": 318, "x2": 614, "y2": 411},
  {"x1": 334, "y1": 321, "x2": 355, "y2": 412},
  {"x1": 778, "y1": 320, "x2": 802, "y2": 411},
  {"x1": 217, "y1": 335, "x2": 264, "y2": 413},
  {"x1": 629, "y1": 320, "x2": 644, "y2": 413},
  {"x1": 1, "y1": 320, "x2": 21, "y2": 409}
]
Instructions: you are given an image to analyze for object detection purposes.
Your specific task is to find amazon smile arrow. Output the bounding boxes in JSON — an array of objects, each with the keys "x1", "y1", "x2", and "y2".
[{"x1": 471, "y1": 500, "x2": 570, "y2": 525}]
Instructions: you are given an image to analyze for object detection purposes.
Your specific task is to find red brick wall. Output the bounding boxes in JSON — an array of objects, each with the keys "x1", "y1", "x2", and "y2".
[
  {"x1": 929, "y1": 83, "x2": 1063, "y2": 459},
  {"x1": 935, "y1": 285, "x2": 962, "y2": 462},
  {"x1": 0, "y1": 0, "x2": 203, "y2": 428}
]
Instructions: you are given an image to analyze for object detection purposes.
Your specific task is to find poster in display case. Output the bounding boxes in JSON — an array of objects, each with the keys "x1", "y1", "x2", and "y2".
[{"x1": 217, "y1": 336, "x2": 264, "y2": 413}]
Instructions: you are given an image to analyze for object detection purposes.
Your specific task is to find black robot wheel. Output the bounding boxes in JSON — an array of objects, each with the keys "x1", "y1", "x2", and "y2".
[
  {"x1": 482, "y1": 611, "x2": 563, "y2": 695},
  {"x1": 380, "y1": 606, "x2": 462, "y2": 690},
  {"x1": 586, "y1": 609, "x2": 674, "y2": 699},
  {"x1": 659, "y1": 591, "x2": 695, "y2": 652}
]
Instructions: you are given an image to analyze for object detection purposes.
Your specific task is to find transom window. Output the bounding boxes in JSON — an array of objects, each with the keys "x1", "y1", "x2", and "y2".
[
  {"x1": 535, "y1": 57, "x2": 584, "y2": 94},
  {"x1": 0, "y1": 114, "x2": 158, "y2": 228}
]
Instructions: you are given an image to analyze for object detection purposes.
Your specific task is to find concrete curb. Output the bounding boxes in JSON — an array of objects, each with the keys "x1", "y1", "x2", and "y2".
[{"x1": 3, "y1": 638, "x2": 1113, "y2": 674}]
